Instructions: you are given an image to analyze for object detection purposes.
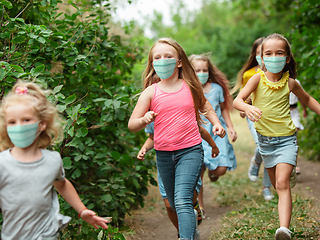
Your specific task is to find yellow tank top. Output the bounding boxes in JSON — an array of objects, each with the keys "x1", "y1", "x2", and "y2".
[
  {"x1": 242, "y1": 67, "x2": 258, "y2": 88},
  {"x1": 252, "y1": 70, "x2": 296, "y2": 137}
]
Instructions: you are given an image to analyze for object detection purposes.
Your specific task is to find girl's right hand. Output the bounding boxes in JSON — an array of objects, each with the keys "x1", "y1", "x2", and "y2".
[
  {"x1": 137, "y1": 148, "x2": 147, "y2": 160},
  {"x1": 141, "y1": 111, "x2": 157, "y2": 125},
  {"x1": 245, "y1": 105, "x2": 262, "y2": 122},
  {"x1": 211, "y1": 145, "x2": 219, "y2": 158}
]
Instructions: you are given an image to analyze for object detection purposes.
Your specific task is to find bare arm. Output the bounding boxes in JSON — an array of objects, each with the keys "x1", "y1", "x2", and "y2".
[
  {"x1": 289, "y1": 78, "x2": 320, "y2": 116},
  {"x1": 128, "y1": 86, "x2": 157, "y2": 132},
  {"x1": 202, "y1": 100, "x2": 226, "y2": 138},
  {"x1": 220, "y1": 102, "x2": 237, "y2": 142},
  {"x1": 137, "y1": 134, "x2": 154, "y2": 160},
  {"x1": 54, "y1": 179, "x2": 109, "y2": 229},
  {"x1": 199, "y1": 126, "x2": 219, "y2": 158},
  {"x1": 233, "y1": 74, "x2": 262, "y2": 122}
]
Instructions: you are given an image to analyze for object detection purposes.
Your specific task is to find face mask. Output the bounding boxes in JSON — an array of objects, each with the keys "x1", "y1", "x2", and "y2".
[
  {"x1": 197, "y1": 72, "x2": 209, "y2": 84},
  {"x1": 256, "y1": 55, "x2": 262, "y2": 66},
  {"x1": 153, "y1": 59, "x2": 177, "y2": 79},
  {"x1": 7, "y1": 121, "x2": 41, "y2": 148},
  {"x1": 263, "y1": 56, "x2": 287, "y2": 73}
]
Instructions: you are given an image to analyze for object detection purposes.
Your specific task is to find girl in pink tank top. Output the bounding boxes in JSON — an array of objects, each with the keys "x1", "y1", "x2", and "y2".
[{"x1": 128, "y1": 38, "x2": 225, "y2": 240}]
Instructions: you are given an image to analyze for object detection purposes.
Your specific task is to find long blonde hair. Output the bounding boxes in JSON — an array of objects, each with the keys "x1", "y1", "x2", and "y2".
[
  {"x1": 0, "y1": 80, "x2": 63, "y2": 151},
  {"x1": 189, "y1": 54, "x2": 233, "y2": 112},
  {"x1": 142, "y1": 38, "x2": 208, "y2": 124}
]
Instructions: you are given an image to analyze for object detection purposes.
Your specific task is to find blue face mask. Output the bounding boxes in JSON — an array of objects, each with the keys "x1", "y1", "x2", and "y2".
[
  {"x1": 153, "y1": 59, "x2": 177, "y2": 80},
  {"x1": 197, "y1": 72, "x2": 209, "y2": 84},
  {"x1": 7, "y1": 121, "x2": 41, "y2": 148},
  {"x1": 263, "y1": 56, "x2": 287, "y2": 73},
  {"x1": 256, "y1": 55, "x2": 262, "y2": 66}
]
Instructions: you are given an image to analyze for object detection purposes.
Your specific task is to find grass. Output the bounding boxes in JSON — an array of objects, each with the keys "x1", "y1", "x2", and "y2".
[{"x1": 207, "y1": 112, "x2": 320, "y2": 239}]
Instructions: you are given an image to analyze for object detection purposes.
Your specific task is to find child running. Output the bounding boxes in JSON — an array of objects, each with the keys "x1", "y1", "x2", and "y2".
[
  {"x1": 0, "y1": 81, "x2": 109, "y2": 239},
  {"x1": 137, "y1": 122, "x2": 219, "y2": 239},
  {"x1": 128, "y1": 38, "x2": 225, "y2": 240},
  {"x1": 232, "y1": 37, "x2": 274, "y2": 201},
  {"x1": 233, "y1": 33, "x2": 320, "y2": 240},
  {"x1": 189, "y1": 54, "x2": 237, "y2": 216}
]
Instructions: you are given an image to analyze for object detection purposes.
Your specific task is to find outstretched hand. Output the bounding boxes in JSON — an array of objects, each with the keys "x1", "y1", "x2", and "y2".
[
  {"x1": 245, "y1": 105, "x2": 262, "y2": 122},
  {"x1": 80, "y1": 209, "x2": 109, "y2": 229},
  {"x1": 212, "y1": 124, "x2": 226, "y2": 138}
]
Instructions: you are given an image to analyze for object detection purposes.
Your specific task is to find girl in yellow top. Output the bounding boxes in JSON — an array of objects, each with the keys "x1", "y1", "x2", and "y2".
[
  {"x1": 233, "y1": 37, "x2": 274, "y2": 201},
  {"x1": 234, "y1": 33, "x2": 320, "y2": 240}
]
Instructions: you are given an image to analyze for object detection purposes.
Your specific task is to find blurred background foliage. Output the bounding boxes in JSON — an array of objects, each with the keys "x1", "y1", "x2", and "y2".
[{"x1": 0, "y1": 0, "x2": 319, "y2": 238}]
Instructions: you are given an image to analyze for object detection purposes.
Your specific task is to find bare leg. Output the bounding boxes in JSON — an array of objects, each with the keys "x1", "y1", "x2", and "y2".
[
  {"x1": 208, "y1": 166, "x2": 227, "y2": 181},
  {"x1": 198, "y1": 165, "x2": 206, "y2": 213},
  {"x1": 163, "y1": 198, "x2": 179, "y2": 231}
]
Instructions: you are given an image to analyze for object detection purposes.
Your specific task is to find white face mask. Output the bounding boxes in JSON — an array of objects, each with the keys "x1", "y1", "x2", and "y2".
[
  {"x1": 7, "y1": 121, "x2": 41, "y2": 148},
  {"x1": 263, "y1": 56, "x2": 287, "y2": 73}
]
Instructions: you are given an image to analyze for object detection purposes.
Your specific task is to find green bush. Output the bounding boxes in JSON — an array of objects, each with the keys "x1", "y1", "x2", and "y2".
[{"x1": 0, "y1": 0, "x2": 157, "y2": 238}]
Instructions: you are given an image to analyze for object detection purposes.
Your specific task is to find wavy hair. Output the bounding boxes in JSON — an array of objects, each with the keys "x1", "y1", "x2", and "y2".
[
  {"x1": 0, "y1": 80, "x2": 63, "y2": 151},
  {"x1": 231, "y1": 37, "x2": 265, "y2": 94},
  {"x1": 142, "y1": 38, "x2": 208, "y2": 124},
  {"x1": 260, "y1": 33, "x2": 297, "y2": 79},
  {"x1": 189, "y1": 54, "x2": 233, "y2": 112}
]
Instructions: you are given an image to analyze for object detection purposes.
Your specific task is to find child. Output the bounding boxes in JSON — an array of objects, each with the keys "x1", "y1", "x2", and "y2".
[
  {"x1": 289, "y1": 79, "x2": 308, "y2": 174},
  {"x1": 189, "y1": 54, "x2": 237, "y2": 216},
  {"x1": 128, "y1": 38, "x2": 225, "y2": 240},
  {"x1": 233, "y1": 33, "x2": 320, "y2": 240},
  {"x1": 0, "y1": 81, "x2": 109, "y2": 239},
  {"x1": 137, "y1": 122, "x2": 219, "y2": 239},
  {"x1": 232, "y1": 37, "x2": 274, "y2": 201}
]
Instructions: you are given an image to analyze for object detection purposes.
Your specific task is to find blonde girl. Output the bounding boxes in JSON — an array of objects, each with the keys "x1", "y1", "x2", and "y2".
[
  {"x1": 233, "y1": 37, "x2": 274, "y2": 201},
  {"x1": 189, "y1": 54, "x2": 237, "y2": 216},
  {"x1": 128, "y1": 38, "x2": 225, "y2": 240},
  {"x1": 0, "y1": 81, "x2": 108, "y2": 239},
  {"x1": 234, "y1": 33, "x2": 320, "y2": 240}
]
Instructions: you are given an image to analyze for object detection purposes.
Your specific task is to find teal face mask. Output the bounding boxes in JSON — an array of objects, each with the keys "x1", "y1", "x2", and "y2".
[
  {"x1": 153, "y1": 59, "x2": 177, "y2": 80},
  {"x1": 256, "y1": 55, "x2": 262, "y2": 66},
  {"x1": 263, "y1": 56, "x2": 287, "y2": 73},
  {"x1": 197, "y1": 72, "x2": 209, "y2": 84},
  {"x1": 7, "y1": 121, "x2": 41, "y2": 148}
]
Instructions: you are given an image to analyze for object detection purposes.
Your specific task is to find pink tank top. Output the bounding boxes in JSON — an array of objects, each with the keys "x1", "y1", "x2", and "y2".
[{"x1": 150, "y1": 80, "x2": 202, "y2": 151}]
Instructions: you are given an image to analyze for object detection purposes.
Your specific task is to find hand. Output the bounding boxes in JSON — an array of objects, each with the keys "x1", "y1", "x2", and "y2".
[
  {"x1": 239, "y1": 111, "x2": 246, "y2": 118},
  {"x1": 80, "y1": 209, "x2": 109, "y2": 229},
  {"x1": 211, "y1": 145, "x2": 219, "y2": 158},
  {"x1": 228, "y1": 128, "x2": 237, "y2": 142},
  {"x1": 303, "y1": 109, "x2": 308, "y2": 118},
  {"x1": 141, "y1": 111, "x2": 157, "y2": 125},
  {"x1": 137, "y1": 148, "x2": 147, "y2": 160},
  {"x1": 245, "y1": 105, "x2": 262, "y2": 122},
  {"x1": 212, "y1": 124, "x2": 226, "y2": 138}
]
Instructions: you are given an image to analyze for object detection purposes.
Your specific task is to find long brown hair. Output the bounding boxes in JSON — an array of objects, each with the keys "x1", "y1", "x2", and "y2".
[
  {"x1": 189, "y1": 54, "x2": 233, "y2": 112},
  {"x1": 261, "y1": 33, "x2": 297, "y2": 79},
  {"x1": 231, "y1": 37, "x2": 265, "y2": 94},
  {"x1": 142, "y1": 38, "x2": 208, "y2": 124}
]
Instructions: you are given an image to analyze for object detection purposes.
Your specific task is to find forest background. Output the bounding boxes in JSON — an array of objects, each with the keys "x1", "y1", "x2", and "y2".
[{"x1": 0, "y1": 0, "x2": 319, "y2": 239}]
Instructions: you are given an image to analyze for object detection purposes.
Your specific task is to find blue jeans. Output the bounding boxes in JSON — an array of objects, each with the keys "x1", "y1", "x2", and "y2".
[
  {"x1": 247, "y1": 117, "x2": 272, "y2": 188},
  {"x1": 155, "y1": 143, "x2": 203, "y2": 240}
]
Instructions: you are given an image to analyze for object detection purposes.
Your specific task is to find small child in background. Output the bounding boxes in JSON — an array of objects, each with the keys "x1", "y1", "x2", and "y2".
[
  {"x1": 289, "y1": 79, "x2": 308, "y2": 174},
  {"x1": 137, "y1": 122, "x2": 219, "y2": 238},
  {"x1": 234, "y1": 33, "x2": 320, "y2": 240},
  {"x1": 0, "y1": 81, "x2": 109, "y2": 239},
  {"x1": 232, "y1": 37, "x2": 274, "y2": 201},
  {"x1": 189, "y1": 54, "x2": 237, "y2": 216}
]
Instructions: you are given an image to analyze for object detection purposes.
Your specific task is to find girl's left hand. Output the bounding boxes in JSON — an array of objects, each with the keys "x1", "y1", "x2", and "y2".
[
  {"x1": 211, "y1": 145, "x2": 219, "y2": 158},
  {"x1": 80, "y1": 209, "x2": 109, "y2": 229},
  {"x1": 213, "y1": 124, "x2": 226, "y2": 138},
  {"x1": 228, "y1": 129, "x2": 237, "y2": 142}
]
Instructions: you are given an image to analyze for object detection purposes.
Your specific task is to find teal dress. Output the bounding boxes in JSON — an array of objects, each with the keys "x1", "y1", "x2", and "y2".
[{"x1": 201, "y1": 83, "x2": 237, "y2": 171}]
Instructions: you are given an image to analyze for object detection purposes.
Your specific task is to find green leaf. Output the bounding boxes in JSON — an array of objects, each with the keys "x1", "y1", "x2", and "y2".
[
  {"x1": 1, "y1": 0, "x2": 12, "y2": 9},
  {"x1": 53, "y1": 85, "x2": 63, "y2": 94},
  {"x1": 132, "y1": 178, "x2": 139, "y2": 188},
  {"x1": 38, "y1": 37, "x2": 46, "y2": 44},
  {"x1": 75, "y1": 127, "x2": 88, "y2": 137},
  {"x1": 65, "y1": 94, "x2": 76, "y2": 105},
  {"x1": 63, "y1": 157, "x2": 72, "y2": 167},
  {"x1": 0, "y1": 68, "x2": 6, "y2": 81},
  {"x1": 56, "y1": 104, "x2": 66, "y2": 113},
  {"x1": 101, "y1": 194, "x2": 112, "y2": 203},
  {"x1": 12, "y1": 35, "x2": 26, "y2": 44},
  {"x1": 33, "y1": 64, "x2": 45, "y2": 76},
  {"x1": 10, "y1": 65, "x2": 24, "y2": 73},
  {"x1": 111, "y1": 151, "x2": 121, "y2": 161}
]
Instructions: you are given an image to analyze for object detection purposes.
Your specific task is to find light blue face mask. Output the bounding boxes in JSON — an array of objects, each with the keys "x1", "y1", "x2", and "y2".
[
  {"x1": 197, "y1": 72, "x2": 209, "y2": 84},
  {"x1": 153, "y1": 59, "x2": 177, "y2": 80},
  {"x1": 263, "y1": 56, "x2": 287, "y2": 73},
  {"x1": 256, "y1": 55, "x2": 262, "y2": 66},
  {"x1": 7, "y1": 121, "x2": 41, "y2": 148}
]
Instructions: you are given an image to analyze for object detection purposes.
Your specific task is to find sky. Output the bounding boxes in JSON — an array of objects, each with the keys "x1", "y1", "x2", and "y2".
[{"x1": 111, "y1": 0, "x2": 202, "y2": 36}]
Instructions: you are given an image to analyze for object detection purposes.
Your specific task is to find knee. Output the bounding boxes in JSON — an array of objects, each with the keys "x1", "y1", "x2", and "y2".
[
  {"x1": 275, "y1": 178, "x2": 290, "y2": 191},
  {"x1": 164, "y1": 199, "x2": 175, "y2": 213}
]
